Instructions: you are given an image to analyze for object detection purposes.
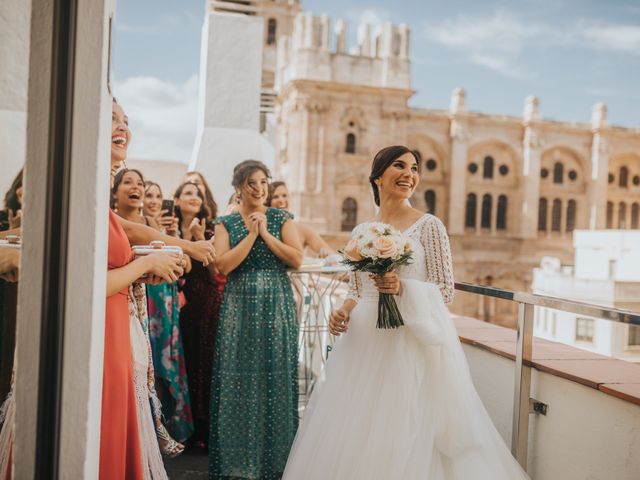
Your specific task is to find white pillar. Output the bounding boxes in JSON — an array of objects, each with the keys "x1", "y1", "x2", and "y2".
[
  {"x1": 588, "y1": 103, "x2": 609, "y2": 229},
  {"x1": 16, "y1": 0, "x2": 113, "y2": 477},
  {"x1": 190, "y1": 12, "x2": 273, "y2": 204}
]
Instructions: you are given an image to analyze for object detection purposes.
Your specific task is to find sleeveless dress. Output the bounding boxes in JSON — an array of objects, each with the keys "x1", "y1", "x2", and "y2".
[
  {"x1": 101, "y1": 210, "x2": 143, "y2": 479},
  {"x1": 209, "y1": 208, "x2": 298, "y2": 480},
  {"x1": 283, "y1": 214, "x2": 530, "y2": 480},
  {"x1": 147, "y1": 281, "x2": 194, "y2": 442},
  {"x1": 180, "y1": 224, "x2": 226, "y2": 446}
]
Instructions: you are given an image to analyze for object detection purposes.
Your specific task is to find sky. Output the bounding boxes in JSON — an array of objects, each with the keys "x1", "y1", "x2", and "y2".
[{"x1": 112, "y1": 0, "x2": 640, "y2": 163}]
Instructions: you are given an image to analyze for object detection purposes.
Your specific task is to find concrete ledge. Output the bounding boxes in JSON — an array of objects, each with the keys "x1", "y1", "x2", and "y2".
[{"x1": 453, "y1": 315, "x2": 640, "y2": 406}]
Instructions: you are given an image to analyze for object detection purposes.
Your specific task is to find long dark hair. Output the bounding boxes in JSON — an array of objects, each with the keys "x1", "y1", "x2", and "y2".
[
  {"x1": 4, "y1": 168, "x2": 24, "y2": 212},
  {"x1": 369, "y1": 146, "x2": 420, "y2": 206},
  {"x1": 184, "y1": 171, "x2": 218, "y2": 219},
  {"x1": 110, "y1": 168, "x2": 145, "y2": 209},
  {"x1": 266, "y1": 180, "x2": 286, "y2": 207},
  {"x1": 173, "y1": 181, "x2": 209, "y2": 237}
]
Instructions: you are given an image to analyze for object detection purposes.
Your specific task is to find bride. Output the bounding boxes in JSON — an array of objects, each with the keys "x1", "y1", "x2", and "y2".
[{"x1": 283, "y1": 146, "x2": 529, "y2": 479}]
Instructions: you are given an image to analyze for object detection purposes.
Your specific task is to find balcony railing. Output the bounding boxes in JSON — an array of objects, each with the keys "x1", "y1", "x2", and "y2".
[{"x1": 454, "y1": 281, "x2": 640, "y2": 470}]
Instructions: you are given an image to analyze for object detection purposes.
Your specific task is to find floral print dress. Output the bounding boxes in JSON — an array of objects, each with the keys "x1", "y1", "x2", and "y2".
[{"x1": 147, "y1": 282, "x2": 194, "y2": 442}]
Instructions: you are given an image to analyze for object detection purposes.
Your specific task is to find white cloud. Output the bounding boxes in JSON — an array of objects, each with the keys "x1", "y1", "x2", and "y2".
[
  {"x1": 423, "y1": 11, "x2": 640, "y2": 78},
  {"x1": 425, "y1": 11, "x2": 542, "y2": 52},
  {"x1": 113, "y1": 75, "x2": 198, "y2": 163},
  {"x1": 424, "y1": 11, "x2": 543, "y2": 78},
  {"x1": 346, "y1": 8, "x2": 392, "y2": 27},
  {"x1": 584, "y1": 87, "x2": 619, "y2": 97},
  {"x1": 470, "y1": 53, "x2": 527, "y2": 79},
  {"x1": 580, "y1": 24, "x2": 640, "y2": 55}
]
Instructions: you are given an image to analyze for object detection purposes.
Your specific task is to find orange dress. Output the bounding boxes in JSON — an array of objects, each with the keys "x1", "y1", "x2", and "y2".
[{"x1": 100, "y1": 211, "x2": 143, "y2": 479}]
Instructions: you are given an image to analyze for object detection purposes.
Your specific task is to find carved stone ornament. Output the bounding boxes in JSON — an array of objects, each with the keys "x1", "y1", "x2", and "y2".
[
  {"x1": 450, "y1": 121, "x2": 469, "y2": 142},
  {"x1": 525, "y1": 129, "x2": 543, "y2": 149},
  {"x1": 340, "y1": 106, "x2": 368, "y2": 130},
  {"x1": 294, "y1": 97, "x2": 328, "y2": 113}
]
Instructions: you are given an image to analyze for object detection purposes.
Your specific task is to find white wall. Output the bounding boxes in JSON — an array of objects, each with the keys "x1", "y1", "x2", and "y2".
[
  {"x1": 574, "y1": 230, "x2": 640, "y2": 281},
  {"x1": 191, "y1": 12, "x2": 274, "y2": 205},
  {"x1": 0, "y1": 0, "x2": 29, "y2": 197},
  {"x1": 464, "y1": 345, "x2": 640, "y2": 479}
]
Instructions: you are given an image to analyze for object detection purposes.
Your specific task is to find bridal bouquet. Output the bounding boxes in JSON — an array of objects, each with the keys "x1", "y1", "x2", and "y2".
[{"x1": 341, "y1": 222, "x2": 413, "y2": 329}]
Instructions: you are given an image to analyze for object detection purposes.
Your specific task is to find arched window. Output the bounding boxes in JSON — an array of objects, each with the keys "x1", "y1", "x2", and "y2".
[
  {"x1": 481, "y1": 194, "x2": 492, "y2": 229},
  {"x1": 619, "y1": 166, "x2": 629, "y2": 188},
  {"x1": 553, "y1": 162, "x2": 564, "y2": 184},
  {"x1": 267, "y1": 18, "x2": 277, "y2": 45},
  {"x1": 632, "y1": 203, "x2": 640, "y2": 229},
  {"x1": 606, "y1": 201, "x2": 614, "y2": 228},
  {"x1": 341, "y1": 197, "x2": 357, "y2": 231},
  {"x1": 551, "y1": 199, "x2": 562, "y2": 231},
  {"x1": 345, "y1": 133, "x2": 356, "y2": 154},
  {"x1": 566, "y1": 199, "x2": 577, "y2": 232},
  {"x1": 483, "y1": 156, "x2": 494, "y2": 179},
  {"x1": 538, "y1": 198, "x2": 548, "y2": 231},
  {"x1": 465, "y1": 193, "x2": 477, "y2": 229},
  {"x1": 497, "y1": 195, "x2": 507, "y2": 230},
  {"x1": 425, "y1": 190, "x2": 436, "y2": 214},
  {"x1": 618, "y1": 202, "x2": 627, "y2": 229}
]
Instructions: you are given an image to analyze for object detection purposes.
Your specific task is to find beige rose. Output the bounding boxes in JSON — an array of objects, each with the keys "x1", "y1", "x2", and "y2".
[
  {"x1": 344, "y1": 238, "x2": 363, "y2": 260},
  {"x1": 374, "y1": 236, "x2": 398, "y2": 259}
]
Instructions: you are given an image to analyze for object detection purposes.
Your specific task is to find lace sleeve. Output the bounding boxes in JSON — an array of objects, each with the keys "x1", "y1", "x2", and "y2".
[
  {"x1": 422, "y1": 216, "x2": 454, "y2": 304},
  {"x1": 345, "y1": 272, "x2": 361, "y2": 303}
]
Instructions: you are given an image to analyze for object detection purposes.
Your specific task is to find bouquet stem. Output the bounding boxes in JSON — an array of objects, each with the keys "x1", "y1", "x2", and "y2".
[{"x1": 377, "y1": 293, "x2": 404, "y2": 329}]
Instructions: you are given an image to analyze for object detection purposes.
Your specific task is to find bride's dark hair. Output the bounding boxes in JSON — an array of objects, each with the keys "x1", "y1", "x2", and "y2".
[{"x1": 369, "y1": 146, "x2": 420, "y2": 206}]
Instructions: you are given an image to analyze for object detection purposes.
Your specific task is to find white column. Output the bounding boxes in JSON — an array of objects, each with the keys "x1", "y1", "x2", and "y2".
[
  {"x1": 448, "y1": 88, "x2": 468, "y2": 234},
  {"x1": 588, "y1": 103, "x2": 609, "y2": 229},
  {"x1": 16, "y1": 0, "x2": 113, "y2": 477},
  {"x1": 520, "y1": 96, "x2": 542, "y2": 238},
  {"x1": 448, "y1": 119, "x2": 469, "y2": 235}
]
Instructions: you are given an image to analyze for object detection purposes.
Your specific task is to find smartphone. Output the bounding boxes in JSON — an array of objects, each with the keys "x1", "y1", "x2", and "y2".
[{"x1": 161, "y1": 199, "x2": 175, "y2": 217}]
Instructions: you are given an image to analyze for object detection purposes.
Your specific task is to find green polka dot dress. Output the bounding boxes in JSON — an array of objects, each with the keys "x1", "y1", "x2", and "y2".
[{"x1": 209, "y1": 208, "x2": 299, "y2": 480}]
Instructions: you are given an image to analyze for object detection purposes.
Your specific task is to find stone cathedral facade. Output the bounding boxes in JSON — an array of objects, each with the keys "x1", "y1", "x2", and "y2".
[{"x1": 211, "y1": 0, "x2": 640, "y2": 325}]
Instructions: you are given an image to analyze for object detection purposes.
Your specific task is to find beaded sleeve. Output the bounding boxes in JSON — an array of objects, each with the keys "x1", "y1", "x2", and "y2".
[
  {"x1": 421, "y1": 216, "x2": 455, "y2": 305},
  {"x1": 345, "y1": 272, "x2": 361, "y2": 303}
]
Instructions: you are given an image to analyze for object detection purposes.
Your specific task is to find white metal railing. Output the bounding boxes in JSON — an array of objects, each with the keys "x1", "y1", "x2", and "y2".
[{"x1": 454, "y1": 281, "x2": 640, "y2": 470}]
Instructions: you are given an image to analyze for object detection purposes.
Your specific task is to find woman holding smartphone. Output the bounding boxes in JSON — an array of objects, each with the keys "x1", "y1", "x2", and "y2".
[{"x1": 174, "y1": 181, "x2": 225, "y2": 449}]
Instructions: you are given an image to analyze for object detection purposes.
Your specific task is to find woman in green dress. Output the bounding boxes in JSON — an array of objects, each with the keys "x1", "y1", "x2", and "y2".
[{"x1": 209, "y1": 160, "x2": 303, "y2": 480}]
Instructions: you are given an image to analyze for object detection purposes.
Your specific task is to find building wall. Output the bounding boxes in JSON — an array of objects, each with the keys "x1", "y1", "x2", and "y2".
[
  {"x1": 269, "y1": 12, "x2": 640, "y2": 326},
  {"x1": 532, "y1": 230, "x2": 640, "y2": 361}
]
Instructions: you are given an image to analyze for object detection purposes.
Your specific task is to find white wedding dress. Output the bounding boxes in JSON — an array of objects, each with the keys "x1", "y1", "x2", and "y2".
[{"x1": 283, "y1": 214, "x2": 529, "y2": 480}]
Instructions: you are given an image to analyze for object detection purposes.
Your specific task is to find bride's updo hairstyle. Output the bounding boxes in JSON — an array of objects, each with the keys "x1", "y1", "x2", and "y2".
[
  {"x1": 369, "y1": 145, "x2": 420, "y2": 206},
  {"x1": 232, "y1": 159, "x2": 272, "y2": 191}
]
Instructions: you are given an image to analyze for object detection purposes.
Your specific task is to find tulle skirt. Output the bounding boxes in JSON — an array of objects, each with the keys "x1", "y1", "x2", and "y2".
[{"x1": 283, "y1": 280, "x2": 529, "y2": 480}]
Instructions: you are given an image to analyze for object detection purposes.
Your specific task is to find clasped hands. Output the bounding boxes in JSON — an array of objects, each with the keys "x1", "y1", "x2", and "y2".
[
  {"x1": 247, "y1": 212, "x2": 268, "y2": 237},
  {"x1": 329, "y1": 272, "x2": 401, "y2": 336}
]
